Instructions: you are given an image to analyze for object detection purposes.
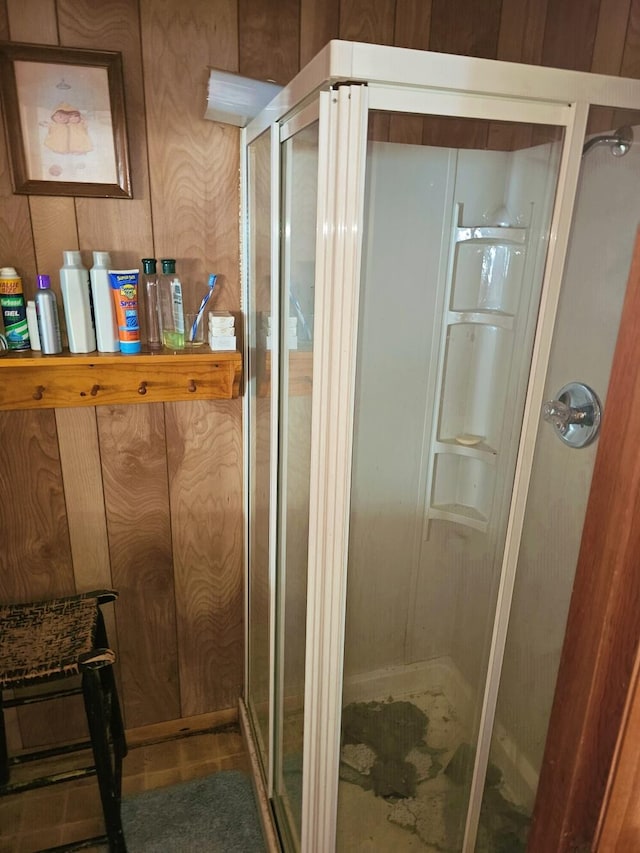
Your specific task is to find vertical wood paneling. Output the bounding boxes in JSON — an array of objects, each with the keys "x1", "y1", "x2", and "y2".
[
  {"x1": 591, "y1": 0, "x2": 632, "y2": 74},
  {"x1": 97, "y1": 403, "x2": 180, "y2": 727},
  {"x1": 55, "y1": 407, "x2": 118, "y2": 654},
  {"x1": 6, "y1": 0, "x2": 57, "y2": 40},
  {"x1": 394, "y1": 0, "x2": 431, "y2": 48},
  {"x1": 389, "y1": 0, "x2": 433, "y2": 144},
  {"x1": 620, "y1": 0, "x2": 640, "y2": 78},
  {"x1": 58, "y1": 0, "x2": 154, "y2": 273},
  {"x1": 541, "y1": 0, "x2": 601, "y2": 71},
  {"x1": 300, "y1": 0, "x2": 339, "y2": 66},
  {"x1": 29, "y1": 198, "x2": 78, "y2": 343},
  {"x1": 166, "y1": 400, "x2": 243, "y2": 716},
  {"x1": 496, "y1": 0, "x2": 548, "y2": 65},
  {"x1": 429, "y1": 0, "x2": 502, "y2": 58},
  {"x1": 339, "y1": 0, "x2": 396, "y2": 44},
  {"x1": 239, "y1": 0, "x2": 300, "y2": 83},
  {"x1": 6, "y1": 1, "x2": 77, "y2": 305},
  {"x1": 142, "y1": 0, "x2": 241, "y2": 315},
  {"x1": 0, "y1": 410, "x2": 74, "y2": 603},
  {"x1": 595, "y1": 641, "x2": 640, "y2": 850}
]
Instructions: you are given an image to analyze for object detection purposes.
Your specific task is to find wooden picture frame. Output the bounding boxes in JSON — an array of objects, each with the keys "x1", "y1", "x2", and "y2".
[{"x1": 0, "y1": 42, "x2": 132, "y2": 198}]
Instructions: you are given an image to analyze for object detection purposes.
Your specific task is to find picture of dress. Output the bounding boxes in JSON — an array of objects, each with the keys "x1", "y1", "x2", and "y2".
[
  {"x1": 0, "y1": 43, "x2": 131, "y2": 197},
  {"x1": 13, "y1": 60, "x2": 119, "y2": 184},
  {"x1": 43, "y1": 102, "x2": 93, "y2": 155}
]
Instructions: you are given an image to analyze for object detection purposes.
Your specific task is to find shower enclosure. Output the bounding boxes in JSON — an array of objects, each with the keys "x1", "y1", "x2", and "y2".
[{"x1": 241, "y1": 41, "x2": 640, "y2": 852}]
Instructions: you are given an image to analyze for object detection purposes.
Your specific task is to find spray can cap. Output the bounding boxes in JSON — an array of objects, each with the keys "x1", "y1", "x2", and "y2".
[
  {"x1": 0, "y1": 267, "x2": 19, "y2": 277},
  {"x1": 161, "y1": 258, "x2": 176, "y2": 274},
  {"x1": 37, "y1": 274, "x2": 51, "y2": 289},
  {"x1": 142, "y1": 258, "x2": 157, "y2": 274}
]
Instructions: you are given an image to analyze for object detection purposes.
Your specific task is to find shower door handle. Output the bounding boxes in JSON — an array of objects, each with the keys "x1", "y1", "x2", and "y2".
[{"x1": 542, "y1": 382, "x2": 602, "y2": 448}]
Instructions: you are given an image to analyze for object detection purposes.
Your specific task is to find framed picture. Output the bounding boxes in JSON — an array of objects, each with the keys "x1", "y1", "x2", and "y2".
[{"x1": 0, "y1": 43, "x2": 132, "y2": 198}]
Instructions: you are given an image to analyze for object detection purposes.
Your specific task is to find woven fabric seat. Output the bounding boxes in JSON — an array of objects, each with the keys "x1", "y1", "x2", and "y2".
[
  {"x1": 0, "y1": 595, "x2": 103, "y2": 687},
  {"x1": 0, "y1": 590, "x2": 127, "y2": 852}
]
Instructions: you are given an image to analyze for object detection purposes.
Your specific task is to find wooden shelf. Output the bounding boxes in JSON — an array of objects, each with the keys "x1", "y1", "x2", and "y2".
[{"x1": 0, "y1": 349, "x2": 243, "y2": 410}]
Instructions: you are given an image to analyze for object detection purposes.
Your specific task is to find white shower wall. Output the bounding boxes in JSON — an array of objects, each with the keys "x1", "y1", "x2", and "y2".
[
  {"x1": 493, "y1": 126, "x2": 640, "y2": 792},
  {"x1": 343, "y1": 125, "x2": 640, "y2": 810},
  {"x1": 344, "y1": 134, "x2": 560, "y2": 798}
]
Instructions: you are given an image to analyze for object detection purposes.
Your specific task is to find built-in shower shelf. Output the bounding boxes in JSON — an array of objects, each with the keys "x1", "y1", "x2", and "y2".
[
  {"x1": 447, "y1": 310, "x2": 514, "y2": 330},
  {"x1": 428, "y1": 503, "x2": 489, "y2": 533},
  {"x1": 434, "y1": 438, "x2": 498, "y2": 460},
  {"x1": 456, "y1": 226, "x2": 526, "y2": 244}
]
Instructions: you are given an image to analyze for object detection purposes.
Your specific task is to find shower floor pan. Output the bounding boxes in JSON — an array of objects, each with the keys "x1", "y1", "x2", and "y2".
[{"x1": 337, "y1": 658, "x2": 533, "y2": 852}]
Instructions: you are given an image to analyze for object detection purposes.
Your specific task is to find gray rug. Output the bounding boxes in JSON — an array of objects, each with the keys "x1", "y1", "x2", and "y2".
[{"x1": 117, "y1": 770, "x2": 266, "y2": 852}]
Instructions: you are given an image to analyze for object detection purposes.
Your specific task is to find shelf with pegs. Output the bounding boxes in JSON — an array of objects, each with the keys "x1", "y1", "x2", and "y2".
[{"x1": 0, "y1": 349, "x2": 242, "y2": 411}]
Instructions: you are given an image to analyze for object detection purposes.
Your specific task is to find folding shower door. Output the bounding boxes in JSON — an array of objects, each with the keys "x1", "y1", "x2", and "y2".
[{"x1": 242, "y1": 41, "x2": 640, "y2": 853}]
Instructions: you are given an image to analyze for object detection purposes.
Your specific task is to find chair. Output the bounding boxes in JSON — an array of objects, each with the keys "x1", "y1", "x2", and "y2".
[{"x1": 0, "y1": 589, "x2": 127, "y2": 852}]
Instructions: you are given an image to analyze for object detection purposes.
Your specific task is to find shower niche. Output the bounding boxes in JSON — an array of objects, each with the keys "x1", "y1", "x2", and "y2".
[
  {"x1": 427, "y1": 206, "x2": 533, "y2": 533},
  {"x1": 242, "y1": 40, "x2": 640, "y2": 853}
]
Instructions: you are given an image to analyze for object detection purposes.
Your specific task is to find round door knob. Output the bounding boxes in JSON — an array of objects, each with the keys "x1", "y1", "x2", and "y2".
[{"x1": 542, "y1": 382, "x2": 601, "y2": 448}]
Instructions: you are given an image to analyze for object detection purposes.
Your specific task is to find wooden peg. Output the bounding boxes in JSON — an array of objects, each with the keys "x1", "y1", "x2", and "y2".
[
  {"x1": 138, "y1": 381, "x2": 148, "y2": 395},
  {"x1": 187, "y1": 379, "x2": 197, "y2": 393},
  {"x1": 32, "y1": 385, "x2": 44, "y2": 400}
]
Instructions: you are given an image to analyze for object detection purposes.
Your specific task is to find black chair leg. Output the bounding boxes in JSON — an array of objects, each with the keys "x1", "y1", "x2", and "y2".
[
  {"x1": 0, "y1": 700, "x2": 8, "y2": 787},
  {"x1": 82, "y1": 666, "x2": 127, "y2": 853}
]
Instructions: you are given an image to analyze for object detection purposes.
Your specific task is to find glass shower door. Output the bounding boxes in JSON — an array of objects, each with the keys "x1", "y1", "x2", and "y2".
[
  {"x1": 272, "y1": 116, "x2": 320, "y2": 850},
  {"x1": 336, "y1": 110, "x2": 568, "y2": 852},
  {"x1": 246, "y1": 128, "x2": 273, "y2": 778}
]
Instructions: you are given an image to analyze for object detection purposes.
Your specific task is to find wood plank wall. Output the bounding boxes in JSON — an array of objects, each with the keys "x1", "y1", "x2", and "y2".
[{"x1": 1, "y1": 0, "x2": 640, "y2": 747}]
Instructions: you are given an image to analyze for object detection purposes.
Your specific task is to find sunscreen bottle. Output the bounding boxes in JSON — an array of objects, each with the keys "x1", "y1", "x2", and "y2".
[
  {"x1": 60, "y1": 251, "x2": 96, "y2": 353},
  {"x1": 108, "y1": 269, "x2": 141, "y2": 354},
  {"x1": 90, "y1": 251, "x2": 119, "y2": 352}
]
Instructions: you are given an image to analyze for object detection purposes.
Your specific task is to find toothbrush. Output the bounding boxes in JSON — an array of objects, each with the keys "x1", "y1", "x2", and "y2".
[{"x1": 191, "y1": 274, "x2": 218, "y2": 342}]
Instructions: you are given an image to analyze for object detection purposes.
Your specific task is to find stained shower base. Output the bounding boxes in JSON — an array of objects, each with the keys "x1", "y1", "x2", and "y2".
[{"x1": 336, "y1": 685, "x2": 530, "y2": 852}]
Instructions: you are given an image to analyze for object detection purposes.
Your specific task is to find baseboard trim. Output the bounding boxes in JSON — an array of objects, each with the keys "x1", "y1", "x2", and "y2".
[{"x1": 125, "y1": 707, "x2": 238, "y2": 749}]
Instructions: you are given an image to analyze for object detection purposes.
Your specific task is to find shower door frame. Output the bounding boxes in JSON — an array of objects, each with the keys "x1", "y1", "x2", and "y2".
[{"x1": 242, "y1": 39, "x2": 640, "y2": 853}]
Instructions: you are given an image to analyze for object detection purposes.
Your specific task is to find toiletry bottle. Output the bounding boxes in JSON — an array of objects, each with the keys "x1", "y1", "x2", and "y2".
[
  {"x1": 0, "y1": 267, "x2": 30, "y2": 350},
  {"x1": 141, "y1": 258, "x2": 161, "y2": 350},
  {"x1": 60, "y1": 251, "x2": 96, "y2": 353},
  {"x1": 35, "y1": 274, "x2": 62, "y2": 354},
  {"x1": 158, "y1": 258, "x2": 184, "y2": 350},
  {"x1": 26, "y1": 300, "x2": 40, "y2": 351},
  {"x1": 90, "y1": 251, "x2": 119, "y2": 352}
]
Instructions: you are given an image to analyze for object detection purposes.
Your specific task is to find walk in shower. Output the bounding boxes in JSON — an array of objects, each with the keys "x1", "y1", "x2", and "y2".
[{"x1": 242, "y1": 42, "x2": 640, "y2": 852}]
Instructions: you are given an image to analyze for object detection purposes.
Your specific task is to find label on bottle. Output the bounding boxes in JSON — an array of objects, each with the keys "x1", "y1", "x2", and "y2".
[
  {"x1": 171, "y1": 279, "x2": 184, "y2": 334},
  {"x1": 0, "y1": 294, "x2": 30, "y2": 350}
]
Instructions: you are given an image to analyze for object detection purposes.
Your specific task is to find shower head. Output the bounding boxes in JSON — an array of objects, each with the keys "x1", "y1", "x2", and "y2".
[{"x1": 582, "y1": 125, "x2": 633, "y2": 157}]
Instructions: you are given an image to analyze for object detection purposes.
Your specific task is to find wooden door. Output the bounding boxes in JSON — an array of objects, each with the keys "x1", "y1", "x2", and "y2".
[{"x1": 528, "y1": 228, "x2": 640, "y2": 851}]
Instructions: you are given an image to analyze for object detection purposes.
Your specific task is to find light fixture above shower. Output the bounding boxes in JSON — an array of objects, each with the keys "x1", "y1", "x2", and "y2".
[{"x1": 582, "y1": 125, "x2": 633, "y2": 157}]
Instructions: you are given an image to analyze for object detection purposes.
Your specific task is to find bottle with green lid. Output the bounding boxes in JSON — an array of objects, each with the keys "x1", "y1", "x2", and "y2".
[
  {"x1": 141, "y1": 258, "x2": 161, "y2": 350},
  {"x1": 158, "y1": 258, "x2": 184, "y2": 350}
]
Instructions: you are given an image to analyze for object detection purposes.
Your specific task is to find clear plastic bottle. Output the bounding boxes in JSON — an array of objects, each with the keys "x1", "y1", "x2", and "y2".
[
  {"x1": 141, "y1": 258, "x2": 161, "y2": 350},
  {"x1": 35, "y1": 274, "x2": 62, "y2": 354},
  {"x1": 60, "y1": 251, "x2": 96, "y2": 353},
  {"x1": 90, "y1": 251, "x2": 119, "y2": 352},
  {"x1": 158, "y1": 258, "x2": 184, "y2": 350}
]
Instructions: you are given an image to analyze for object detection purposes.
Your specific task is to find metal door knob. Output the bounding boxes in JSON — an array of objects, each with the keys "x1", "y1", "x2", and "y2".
[{"x1": 542, "y1": 382, "x2": 601, "y2": 448}]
